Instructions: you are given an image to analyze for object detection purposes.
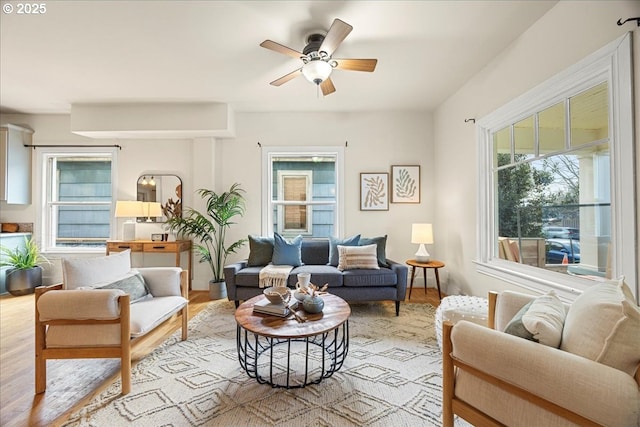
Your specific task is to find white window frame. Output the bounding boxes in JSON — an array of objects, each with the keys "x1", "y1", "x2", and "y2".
[
  {"x1": 475, "y1": 33, "x2": 637, "y2": 301},
  {"x1": 262, "y1": 146, "x2": 344, "y2": 238},
  {"x1": 38, "y1": 147, "x2": 118, "y2": 254},
  {"x1": 277, "y1": 170, "x2": 313, "y2": 235}
]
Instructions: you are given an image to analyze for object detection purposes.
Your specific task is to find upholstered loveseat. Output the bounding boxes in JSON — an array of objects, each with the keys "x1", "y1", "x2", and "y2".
[
  {"x1": 224, "y1": 234, "x2": 408, "y2": 315},
  {"x1": 442, "y1": 279, "x2": 640, "y2": 427},
  {"x1": 35, "y1": 250, "x2": 188, "y2": 395}
]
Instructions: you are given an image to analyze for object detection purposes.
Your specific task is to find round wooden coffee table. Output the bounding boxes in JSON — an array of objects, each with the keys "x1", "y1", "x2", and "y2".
[{"x1": 235, "y1": 293, "x2": 351, "y2": 389}]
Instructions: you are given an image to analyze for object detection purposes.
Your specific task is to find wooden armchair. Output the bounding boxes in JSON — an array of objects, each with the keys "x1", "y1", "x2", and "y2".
[{"x1": 34, "y1": 250, "x2": 188, "y2": 395}]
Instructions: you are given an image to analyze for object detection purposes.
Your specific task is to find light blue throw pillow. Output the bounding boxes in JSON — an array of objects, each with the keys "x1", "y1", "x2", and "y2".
[
  {"x1": 272, "y1": 233, "x2": 303, "y2": 266},
  {"x1": 328, "y1": 234, "x2": 360, "y2": 266}
]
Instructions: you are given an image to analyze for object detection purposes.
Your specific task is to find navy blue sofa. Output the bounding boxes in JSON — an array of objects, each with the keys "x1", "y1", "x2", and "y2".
[{"x1": 224, "y1": 239, "x2": 408, "y2": 315}]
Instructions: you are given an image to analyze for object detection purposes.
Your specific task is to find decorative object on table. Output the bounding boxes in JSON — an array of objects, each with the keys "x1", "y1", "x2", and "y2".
[
  {"x1": 294, "y1": 277, "x2": 310, "y2": 302},
  {"x1": 0, "y1": 236, "x2": 50, "y2": 296},
  {"x1": 301, "y1": 283, "x2": 329, "y2": 314},
  {"x1": 360, "y1": 172, "x2": 389, "y2": 211},
  {"x1": 297, "y1": 272, "x2": 311, "y2": 288},
  {"x1": 151, "y1": 233, "x2": 164, "y2": 242},
  {"x1": 411, "y1": 223, "x2": 433, "y2": 262},
  {"x1": 391, "y1": 165, "x2": 420, "y2": 203},
  {"x1": 252, "y1": 298, "x2": 291, "y2": 317},
  {"x1": 165, "y1": 183, "x2": 247, "y2": 300},
  {"x1": 115, "y1": 200, "x2": 144, "y2": 241},
  {"x1": 263, "y1": 286, "x2": 290, "y2": 304}
]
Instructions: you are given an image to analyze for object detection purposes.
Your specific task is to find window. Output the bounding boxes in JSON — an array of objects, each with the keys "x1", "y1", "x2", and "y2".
[
  {"x1": 476, "y1": 33, "x2": 636, "y2": 300},
  {"x1": 262, "y1": 147, "x2": 344, "y2": 238},
  {"x1": 40, "y1": 148, "x2": 117, "y2": 252}
]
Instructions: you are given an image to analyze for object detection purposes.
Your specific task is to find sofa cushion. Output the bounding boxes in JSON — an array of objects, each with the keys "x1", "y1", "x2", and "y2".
[
  {"x1": 328, "y1": 235, "x2": 360, "y2": 266},
  {"x1": 359, "y1": 235, "x2": 389, "y2": 267},
  {"x1": 503, "y1": 291, "x2": 566, "y2": 348},
  {"x1": 561, "y1": 278, "x2": 640, "y2": 376},
  {"x1": 97, "y1": 272, "x2": 150, "y2": 303},
  {"x1": 247, "y1": 235, "x2": 274, "y2": 267},
  {"x1": 290, "y1": 265, "x2": 344, "y2": 288},
  {"x1": 301, "y1": 239, "x2": 330, "y2": 265},
  {"x1": 235, "y1": 266, "x2": 266, "y2": 287},
  {"x1": 337, "y1": 244, "x2": 379, "y2": 271},
  {"x1": 272, "y1": 233, "x2": 303, "y2": 266},
  {"x1": 62, "y1": 250, "x2": 132, "y2": 290},
  {"x1": 343, "y1": 267, "x2": 397, "y2": 287}
]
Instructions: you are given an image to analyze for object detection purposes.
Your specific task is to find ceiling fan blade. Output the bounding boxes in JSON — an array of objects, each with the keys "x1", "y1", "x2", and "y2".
[
  {"x1": 319, "y1": 19, "x2": 352, "y2": 57},
  {"x1": 320, "y1": 78, "x2": 336, "y2": 96},
  {"x1": 270, "y1": 68, "x2": 302, "y2": 86},
  {"x1": 260, "y1": 40, "x2": 304, "y2": 59},
  {"x1": 332, "y1": 58, "x2": 377, "y2": 72}
]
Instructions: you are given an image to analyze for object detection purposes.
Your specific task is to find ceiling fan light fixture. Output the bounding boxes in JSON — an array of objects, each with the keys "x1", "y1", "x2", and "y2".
[{"x1": 302, "y1": 60, "x2": 332, "y2": 85}]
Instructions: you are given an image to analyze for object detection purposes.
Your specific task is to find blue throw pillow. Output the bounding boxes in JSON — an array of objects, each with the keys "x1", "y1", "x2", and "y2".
[
  {"x1": 328, "y1": 234, "x2": 361, "y2": 266},
  {"x1": 360, "y1": 235, "x2": 389, "y2": 267},
  {"x1": 272, "y1": 233, "x2": 303, "y2": 266},
  {"x1": 247, "y1": 235, "x2": 274, "y2": 266}
]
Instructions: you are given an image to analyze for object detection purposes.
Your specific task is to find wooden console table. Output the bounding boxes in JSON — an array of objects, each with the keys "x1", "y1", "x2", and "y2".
[{"x1": 106, "y1": 240, "x2": 192, "y2": 288}]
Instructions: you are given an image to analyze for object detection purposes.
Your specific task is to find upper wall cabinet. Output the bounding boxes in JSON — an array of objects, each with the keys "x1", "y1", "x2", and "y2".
[{"x1": 0, "y1": 124, "x2": 33, "y2": 205}]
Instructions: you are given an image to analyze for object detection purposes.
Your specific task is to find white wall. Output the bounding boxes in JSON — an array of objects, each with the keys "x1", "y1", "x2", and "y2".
[
  {"x1": 433, "y1": 1, "x2": 640, "y2": 297},
  {"x1": 1, "y1": 111, "x2": 434, "y2": 290}
]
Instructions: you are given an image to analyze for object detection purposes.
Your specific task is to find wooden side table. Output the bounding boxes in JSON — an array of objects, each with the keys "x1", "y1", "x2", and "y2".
[
  {"x1": 106, "y1": 240, "x2": 193, "y2": 288},
  {"x1": 406, "y1": 259, "x2": 445, "y2": 300}
]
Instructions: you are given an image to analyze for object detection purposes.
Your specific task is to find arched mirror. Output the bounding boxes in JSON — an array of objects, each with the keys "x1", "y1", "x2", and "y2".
[{"x1": 137, "y1": 174, "x2": 182, "y2": 222}]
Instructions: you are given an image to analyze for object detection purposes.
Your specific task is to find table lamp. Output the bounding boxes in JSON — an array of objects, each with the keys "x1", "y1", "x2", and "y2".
[
  {"x1": 143, "y1": 202, "x2": 163, "y2": 222},
  {"x1": 115, "y1": 200, "x2": 144, "y2": 240},
  {"x1": 411, "y1": 223, "x2": 433, "y2": 262}
]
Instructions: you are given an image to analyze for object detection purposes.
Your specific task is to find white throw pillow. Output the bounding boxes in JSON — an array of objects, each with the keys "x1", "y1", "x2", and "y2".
[
  {"x1": 337, "y1": 244, "x2": 380, "y2": 271},
  {"x1": 62, "y1": 250, "x2": 132, "y2": 290},
  {"x1": 561, "y1": 277, "x2": 640, "y2": 377},
  {"x1": 504, "y1": 291, "x2": 566, "y2": 348}
]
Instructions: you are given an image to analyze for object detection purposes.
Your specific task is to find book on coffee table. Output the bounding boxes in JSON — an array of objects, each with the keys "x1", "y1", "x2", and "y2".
[{"x1": 253, "y1": 299, "x2": 298, "y2": 317}]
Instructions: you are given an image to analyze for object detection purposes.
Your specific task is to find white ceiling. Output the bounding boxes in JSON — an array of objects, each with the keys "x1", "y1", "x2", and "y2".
[{"x1": 0, "y1": 0, "x2": 557, "y2": 115}]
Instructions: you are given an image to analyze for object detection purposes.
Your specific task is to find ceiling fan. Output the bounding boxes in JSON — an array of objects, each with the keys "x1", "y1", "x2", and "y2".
[{"x1": 260, "y1": 18, "x2": 377, "y2": 96}]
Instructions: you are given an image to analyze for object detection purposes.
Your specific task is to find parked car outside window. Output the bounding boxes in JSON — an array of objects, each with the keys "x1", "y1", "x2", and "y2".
[{"x1": 545, "y1": 239, "x2": 580, "y2": 264}]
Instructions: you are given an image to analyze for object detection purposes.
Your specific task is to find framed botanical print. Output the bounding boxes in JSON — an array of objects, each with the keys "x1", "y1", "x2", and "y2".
[
  {"x1": 391, "y1": 165, "x2": 420, "y2": 203},
  {"x1": 360, "y1": 172, "x2": 389, "y2": 211}
]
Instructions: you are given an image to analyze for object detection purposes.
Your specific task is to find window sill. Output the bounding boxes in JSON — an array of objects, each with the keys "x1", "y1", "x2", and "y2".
[{"x1": 474, "y1": 258, "x2": 600, "y2": 302}]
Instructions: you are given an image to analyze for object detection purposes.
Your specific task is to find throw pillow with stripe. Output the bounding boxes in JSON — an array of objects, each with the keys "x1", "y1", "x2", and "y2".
[{"x1": 337, "y1": 244, "x2": 380, "y2": 271}]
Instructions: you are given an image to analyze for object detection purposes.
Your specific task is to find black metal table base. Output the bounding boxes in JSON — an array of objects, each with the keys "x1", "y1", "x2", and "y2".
[{"x1": 236, "y1": 321, "x2": 349, "y2": 388}]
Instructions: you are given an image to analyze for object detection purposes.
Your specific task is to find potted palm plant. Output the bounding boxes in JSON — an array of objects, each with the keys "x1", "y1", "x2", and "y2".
[
  {"x1": 165, "y1": 183, "x2": 247, "y2": 300},
  {"x1": 0, "y1": 236, "x2": 50, "y2": 296}
]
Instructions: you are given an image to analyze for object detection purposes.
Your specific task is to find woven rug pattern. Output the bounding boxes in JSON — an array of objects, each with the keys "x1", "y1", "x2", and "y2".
[{"x1": 62, "y1": 300, "x2": 469, "y2": 427}]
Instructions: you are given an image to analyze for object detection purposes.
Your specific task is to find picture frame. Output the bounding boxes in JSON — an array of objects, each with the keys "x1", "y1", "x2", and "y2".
[
  {"x1": 360, "y1": 172, "x2": 389, "y2": 211},
  {"x1": 391, "y1": 165, "x2": 420, "y2": 203}
]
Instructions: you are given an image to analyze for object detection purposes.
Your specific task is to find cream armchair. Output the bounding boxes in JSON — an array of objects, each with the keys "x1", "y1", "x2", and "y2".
[
  {"x1": 35, "y1": 250, "x2": 188, "y2": 395},
  {"x1": 443, "y1": 285, "x2": 640, "y2": 427}
]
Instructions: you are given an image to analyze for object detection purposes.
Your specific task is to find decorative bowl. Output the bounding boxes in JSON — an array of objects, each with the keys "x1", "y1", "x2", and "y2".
[
  {"x1": 302, "y1": 295, "x2": 325, "y2": 313},
  {"x1": 263, "y1": 286, "x2": 290, "y2": 304}
]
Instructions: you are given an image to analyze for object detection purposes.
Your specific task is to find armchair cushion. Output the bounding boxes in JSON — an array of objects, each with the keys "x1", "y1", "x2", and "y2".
[
  {"x1": 503, "y1": 291, "x2": 565, "y2": 347},
  {"x1": 561, "y1": 278, "x2": 640, "y2": 377},
  {"x1": 37, "y1": 289, "x2": 124, "y2": 321},
  {"x1": 137, "y1": 267, "x2": 183, "y2": 297},
  {"x1": 129, "y1": 295, "x2": 187, "y2": 337},
  {"x1": 62, "y1": 249, "x2": 131, "y2": 289}
]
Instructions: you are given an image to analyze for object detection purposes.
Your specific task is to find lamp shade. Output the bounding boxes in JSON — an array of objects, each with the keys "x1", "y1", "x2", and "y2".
[
  {"x1": 144, "y1": 202, "x2": 163, "y2": 222},
  {"x1": 115, "y1": 200, "x2": 144, "y2": 218},
  {"x1": 301, "y1": 60, "x2": 332, "y2": 84},
  {"x1": 411, "y1": 223, "x2": 434, "y2": 244}
]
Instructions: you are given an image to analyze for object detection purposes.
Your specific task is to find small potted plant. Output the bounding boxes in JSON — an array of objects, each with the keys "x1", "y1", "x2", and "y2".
[
  {"x1": 165, "y1": 183, "x2": 247, "y2": 300},
  {"x1": 0, "y1": 237, "x2": 50, "y2": 296}
]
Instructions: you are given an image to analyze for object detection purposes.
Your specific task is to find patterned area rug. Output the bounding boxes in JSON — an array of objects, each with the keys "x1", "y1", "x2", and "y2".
[{"x1": 62, "y1": 300, "x2": 470, "y2": 427}]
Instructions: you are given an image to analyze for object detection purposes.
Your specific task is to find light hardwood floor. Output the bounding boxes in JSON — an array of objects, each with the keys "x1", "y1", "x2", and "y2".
[{"x1": 0, "y1": 287, "x2": 442, "y2": 427}]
